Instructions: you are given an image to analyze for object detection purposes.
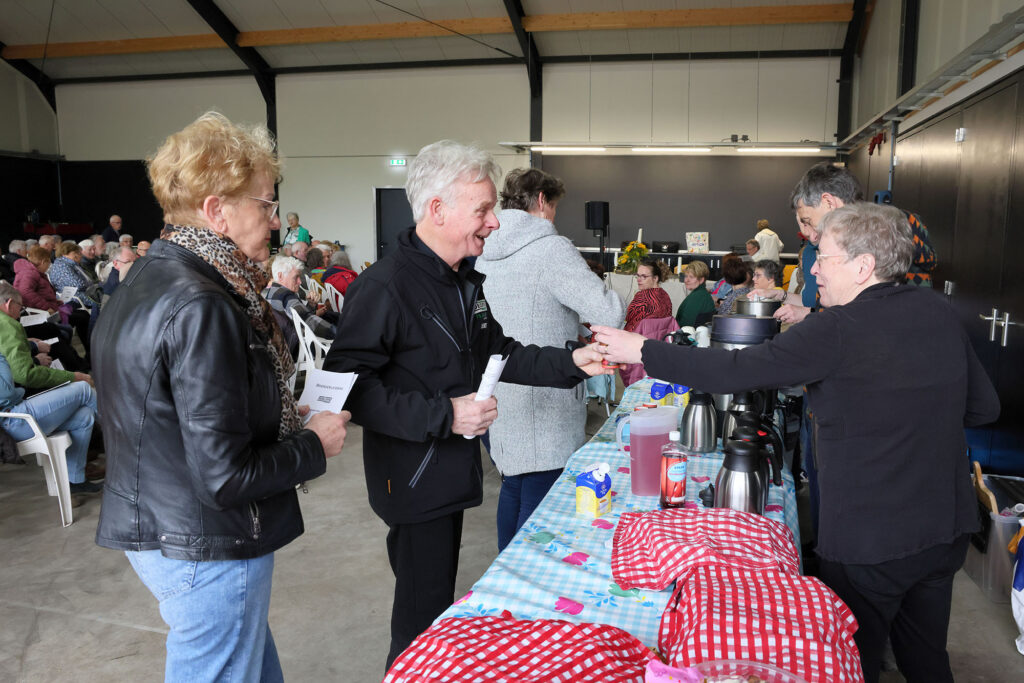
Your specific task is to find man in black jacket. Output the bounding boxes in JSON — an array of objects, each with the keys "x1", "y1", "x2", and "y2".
[{"x1": 324, "y1": 140, "x2": 607, "y2": 670}]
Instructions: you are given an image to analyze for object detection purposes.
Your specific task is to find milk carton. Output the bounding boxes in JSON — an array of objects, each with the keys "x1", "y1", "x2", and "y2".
[{"x1": 576, "y1": 463, "x2": 612, "y2": 517}]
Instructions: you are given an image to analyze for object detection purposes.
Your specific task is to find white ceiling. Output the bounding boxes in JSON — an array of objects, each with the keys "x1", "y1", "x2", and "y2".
[{"x1": 0, "y1": 0, "x2": 849, "y2": 81}]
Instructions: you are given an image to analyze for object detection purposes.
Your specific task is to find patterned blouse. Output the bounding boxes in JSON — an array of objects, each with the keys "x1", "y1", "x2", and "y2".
[
  {"x1": 625, "y1": 287, "x2": 673, "y2": 333},
  {"x1": 716, "y1": 286, "x2": 751, "y2": 316}
]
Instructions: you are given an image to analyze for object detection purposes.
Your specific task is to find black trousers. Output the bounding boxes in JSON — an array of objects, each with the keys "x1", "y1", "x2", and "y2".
[
  {"x1": 384, "y1": 511, "x2": 464, "y2": 671},
  {"x1": 818, "y1": 534, "x2": 969, "y2": 683}
]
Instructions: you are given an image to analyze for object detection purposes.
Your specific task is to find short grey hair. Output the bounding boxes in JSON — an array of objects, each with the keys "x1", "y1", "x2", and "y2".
[
  {"x1": 90, "y1": 234, "x2": 104, "y2": 242},
  {"x1": 286, "y1": 212, "x2": 298, "y2": 222},
  {"x1": 38, "y1": 235, "x2": 55, "y2": 246},
  {"x1": 119, "y1": 233, "x2": 133, "y2": 242},
  {"x1": 790, "y1": 161, "x2": 864, "y2": 209},
  {"x1": 329, "y1": 251, "x2": 352, "y2": 269},
  {"x1": 26, "y1": 239, "x2": 38, "y2": 246},
  {"x1": 405, "y1": 140, "x2": 502, "y2": 223},
  {"x1": 78, "y1": 239, "x2": 94, "y2": 249},
  {"x1": 105, "y1": 242, "x2": 120, "y2": 257},
  {"x1": 272, "y1": 255, "x2": 304, "y2": 282},
  {"x1": 0, "y1": 281, "x2": 23, "y2": 307},
  {"x1": 819, "y1": 202, "x2": 913, "y2": 282},
  {"x1": 8, "y1": 240, "x2": 26, "y2": 254}
]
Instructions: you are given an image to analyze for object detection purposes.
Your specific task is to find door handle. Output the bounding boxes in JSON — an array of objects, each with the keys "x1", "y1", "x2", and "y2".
[
  {"x1": 1001, "y1": 312, "x2": 1020, "y2": 347},
  {"x1": 979, "y1": 308, "x2": 1000, "y2": 342}
]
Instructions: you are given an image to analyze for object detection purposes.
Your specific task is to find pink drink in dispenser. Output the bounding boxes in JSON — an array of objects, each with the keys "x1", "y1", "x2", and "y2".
[{"x1": 615, "y1": 406, "x2": 680, "y2": 496}]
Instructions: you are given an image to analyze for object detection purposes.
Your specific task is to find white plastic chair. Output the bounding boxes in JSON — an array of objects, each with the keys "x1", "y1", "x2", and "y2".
[
  {"x1": 289, "y1": 307, "x2": 330, "y2": 378},
  {"x1": 323, "y1": 282, "x2": 344, "y2": 313},
  {"x1": 0, "y1": 412, "x2": 74, "y2": 527}
]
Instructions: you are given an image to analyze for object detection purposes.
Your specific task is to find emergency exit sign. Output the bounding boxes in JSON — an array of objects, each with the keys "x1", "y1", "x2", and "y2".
[{"x1": 389, "y1": 158, "x2": 406, "y2": 166}]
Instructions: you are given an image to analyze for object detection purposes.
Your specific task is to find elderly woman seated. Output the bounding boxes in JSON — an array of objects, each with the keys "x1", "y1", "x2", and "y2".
[
  {"x1": 50, "y1": 242, "x2": 102, "y2": 311},
  {"x1": 322, "y1": 250, "x2": 358, "y2": 296},
  {"x1": 751, "y1": 259, "x2": 784, "y2": 292},
  {"x1": 675, "y1": 260, "x2": 716, "y2": 327},
  {"x1": 261, "y1": 255, "x2": 337, "y2": 340}
]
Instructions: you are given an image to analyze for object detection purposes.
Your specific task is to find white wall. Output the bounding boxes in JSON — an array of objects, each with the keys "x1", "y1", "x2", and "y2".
[
  {"x1": 276, "y1": 66, "x2": 531, "y2": 265},
  {"x1": 543, "y1": 57, "x2": 841, "y2": 144},
  {"x1": 55, "y1": 77, "x2": 265, "y2": 161},
  {"x1": 850, "y1": 0, "x2": 1023, "y2": 134},
  {"x1": 0, "y1": 61, "x2": 58, "y2": 155},
  {"x1": 852, "y1": 0, "x2": 902, "y2": 134},
  {"x1": 917, "y1": 0, "x2": 1024, "y2": 83}
]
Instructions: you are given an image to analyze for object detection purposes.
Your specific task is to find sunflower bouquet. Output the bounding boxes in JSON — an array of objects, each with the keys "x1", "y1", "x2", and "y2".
[{"x1": 615, "y1": 240, "x2": 649, "y2": 274}]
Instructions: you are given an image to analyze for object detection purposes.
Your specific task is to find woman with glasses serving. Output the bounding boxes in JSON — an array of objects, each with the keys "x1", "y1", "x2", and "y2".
[
  {"x1": 91, "y1": 112, "x2": 350, "y2": 682},
  {"x1": 623, "y1": 257, "x2": 673, "y2": 333},
  {"x1": 593, "y1": 203, "x2": 1000, "y2": 683}
]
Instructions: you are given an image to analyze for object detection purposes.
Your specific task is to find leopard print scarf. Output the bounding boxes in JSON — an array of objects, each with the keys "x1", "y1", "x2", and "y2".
[{"x1": 162, "y1": 224, "x2": 302, "y2": 438}]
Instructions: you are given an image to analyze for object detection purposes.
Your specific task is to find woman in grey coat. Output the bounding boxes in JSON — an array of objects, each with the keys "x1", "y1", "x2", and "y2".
[{"x1": 477, "y1": 168, "x2": 625, "y2": 550}]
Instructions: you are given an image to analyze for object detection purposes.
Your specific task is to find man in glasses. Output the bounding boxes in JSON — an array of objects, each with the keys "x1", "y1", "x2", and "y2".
[{"x1": 103, "y1": 246, "x2": 137, "y2": 297}]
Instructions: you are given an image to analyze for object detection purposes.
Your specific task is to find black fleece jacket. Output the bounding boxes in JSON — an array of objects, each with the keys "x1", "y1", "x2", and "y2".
[
  {"x1": 324, "y1": 228, "x2": 587, "y2": 525},
  {"x1": 642, "y1": 282, "x2": 999, "y2": 564}
]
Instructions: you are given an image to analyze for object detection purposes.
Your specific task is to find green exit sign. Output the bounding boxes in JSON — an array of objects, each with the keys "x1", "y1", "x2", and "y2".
[{"x1": 389, "y1": 158, "x2": 406, "y2": 166}]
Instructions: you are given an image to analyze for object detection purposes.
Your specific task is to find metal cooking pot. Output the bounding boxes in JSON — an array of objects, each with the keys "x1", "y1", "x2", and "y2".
[
  {"x1": 734, "y1": 299, "x2": 781, "y2": 317},
  {"x1": 710, "y1": 315, "x2": 780, "y2": 351}
]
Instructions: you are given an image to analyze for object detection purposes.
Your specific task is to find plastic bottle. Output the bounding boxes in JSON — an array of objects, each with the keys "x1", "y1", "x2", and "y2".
[{"x1": 660, "y1": 430, "x2": 688, "y2": 508}]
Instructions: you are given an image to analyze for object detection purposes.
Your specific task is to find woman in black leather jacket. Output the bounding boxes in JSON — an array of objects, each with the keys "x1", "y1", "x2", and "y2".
[{"x1": 92, "y1": 112, "x2": 349, "y2": 682}]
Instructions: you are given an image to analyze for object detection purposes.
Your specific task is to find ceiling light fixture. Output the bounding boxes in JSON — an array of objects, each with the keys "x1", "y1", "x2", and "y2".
[
  {"x1": 631, "y1": 147, "x2": 712, "y2": 153},
  {"x1": 530, "y1": 146, "x2": 607, "y2": 153},
  {"x1": 736, "y1": 147, "x2": 822, "y2": 153}
]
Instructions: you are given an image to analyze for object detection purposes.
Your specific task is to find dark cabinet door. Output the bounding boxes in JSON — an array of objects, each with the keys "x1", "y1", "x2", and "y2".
[
  {"x1": 952, "y1": 82, "x2": 1019, "y2": 466},
  {"x1": 989, "y1": 89, "x2": 1024, "y2": 469}
]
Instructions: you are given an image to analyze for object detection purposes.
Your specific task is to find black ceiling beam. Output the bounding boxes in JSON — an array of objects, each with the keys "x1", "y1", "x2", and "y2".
[
  {"x1": 503, "y1": 0, "x2": 542, "y2": 141},
  {"x1": 837, "y1": 0, "x2": 868, "y2": 141},
  {"x1": 546, "y1": 49, "x2": 840, "y2": 64},
  {"x1": 897, "y1": 0, "x2": 920, "y2": 96},
  {"x1": 0, "y1": 40, "x2": 56, "y2": 112},
  {"x1": 184, "y1": 0, "x2": 277, "y2": 137}
]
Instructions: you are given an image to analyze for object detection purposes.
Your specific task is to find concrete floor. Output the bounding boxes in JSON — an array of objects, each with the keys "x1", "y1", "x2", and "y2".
[{"x1": 1, "y1": 400, "x2": 1023, "y2": 682}]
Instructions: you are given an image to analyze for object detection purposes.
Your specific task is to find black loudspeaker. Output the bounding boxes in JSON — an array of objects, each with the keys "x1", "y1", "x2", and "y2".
[{"x1": 585, "y1": 201, "x2": 609, "y2": 234}]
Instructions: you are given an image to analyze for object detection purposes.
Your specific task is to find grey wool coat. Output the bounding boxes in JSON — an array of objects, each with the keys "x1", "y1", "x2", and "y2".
[{"x1": 477, "y1": 209, "x2": 625, "y2": 476}]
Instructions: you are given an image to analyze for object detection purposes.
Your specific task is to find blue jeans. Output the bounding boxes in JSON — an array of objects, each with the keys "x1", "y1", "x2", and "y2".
[
  {"x1": 126, "y1": 550, "x2": 283, "y2": 683},
  {"x1": 497, "y1": 468, "x2": 563, "y2": 551},
  {"x1": 2, "y1": 382, "x2": 96, "y2": 483}
]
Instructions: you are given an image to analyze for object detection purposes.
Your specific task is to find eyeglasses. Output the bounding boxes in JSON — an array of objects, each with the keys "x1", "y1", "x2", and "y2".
[
  {"x1": 636, "y1": 274, "x2": 651, "y2": 280},
  {"x1": 247, "y1": 196, "x2": 280, "y2": 219},
  {"x1": 816, "y1": 252, "x2": 850, "y2": 264}
]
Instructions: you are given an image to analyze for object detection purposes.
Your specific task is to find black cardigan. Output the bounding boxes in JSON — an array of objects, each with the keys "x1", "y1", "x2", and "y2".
[{"x1": 643, "y1": 282, "x2": 1000, "y2": 564}]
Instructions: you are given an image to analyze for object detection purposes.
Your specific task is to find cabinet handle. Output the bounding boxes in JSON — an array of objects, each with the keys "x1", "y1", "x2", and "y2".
[
  {"x1": 979, "y1": 308, "x2": 1000, "y2": 342},
  {"x1": 1001, "y1": 312, "x2": 1019, "y2": 348}
]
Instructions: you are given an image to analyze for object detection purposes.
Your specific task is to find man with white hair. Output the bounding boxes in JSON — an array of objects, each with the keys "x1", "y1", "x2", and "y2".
[
  {"x1": 118, "y1": 233, "x2": 133, "y2": 248},
  {"x1": 290, "y1": 240, "x2": 309, "y2": 265},
  {"x1": 101, "y1": 214, "x2": 122, "y2": 244},
  {"x1": 103, "y1": 246, "x2": 137, "y2": 297},
  {"x1": 78, "y1": 239, "x2": 99, "y2": 282},
  {"x1": 38, "y1": 235, "x2": 56, "y2": 260},
  {"x1": 2, "y1": 239, "x2": 26, "y2": 281},
  {"x1": 261, "y1": 255, "x2": 336, "y2": 339},
  {"x1": 323, "y1": 140, "x2": 608, "y2": 669}
]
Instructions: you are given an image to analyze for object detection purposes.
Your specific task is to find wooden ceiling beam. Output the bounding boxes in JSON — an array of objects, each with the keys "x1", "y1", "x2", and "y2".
[
  {"x1": 237, "y1": 17, "x2": 512, "y2": 47},
  {"x1": 2, "y1": 34, "x2": 224, "y2": 59},
  {"x1": 0, "y1": 4, "x2": 852, "y2": 60}
]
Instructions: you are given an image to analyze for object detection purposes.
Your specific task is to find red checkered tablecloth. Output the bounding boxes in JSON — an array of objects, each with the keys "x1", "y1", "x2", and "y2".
[
  {"x1": 659, "y1": 565, "x2": 864, "y2": 683},
  {"x1": 611, "y1": 507, "x2": 801, "y2": 591},
  {"x1": 385, "y1": 613, "x2": 656, "y2": 682}
]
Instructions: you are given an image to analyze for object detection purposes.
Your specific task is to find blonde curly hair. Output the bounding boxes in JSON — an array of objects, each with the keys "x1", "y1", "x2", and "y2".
[{"x1": 147, "y1": 111, "x2": 281, "y2": 226}]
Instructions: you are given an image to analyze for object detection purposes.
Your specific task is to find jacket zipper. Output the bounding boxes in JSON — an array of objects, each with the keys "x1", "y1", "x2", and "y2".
[
  {"x1": 408, "y1": 439, "x2": 437, "y2": 488},
  {"x1": 420, "y1": 306, "x2": 464, "y2": 353},
  {"x1": 249, "y1": 501, "x2": 261, "y2": 540}
]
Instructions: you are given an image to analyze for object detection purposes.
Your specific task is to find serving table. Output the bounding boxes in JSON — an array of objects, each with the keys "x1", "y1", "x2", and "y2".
[{"x1": 436, "y1": 378, "x2": 801, "y2": 647}]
